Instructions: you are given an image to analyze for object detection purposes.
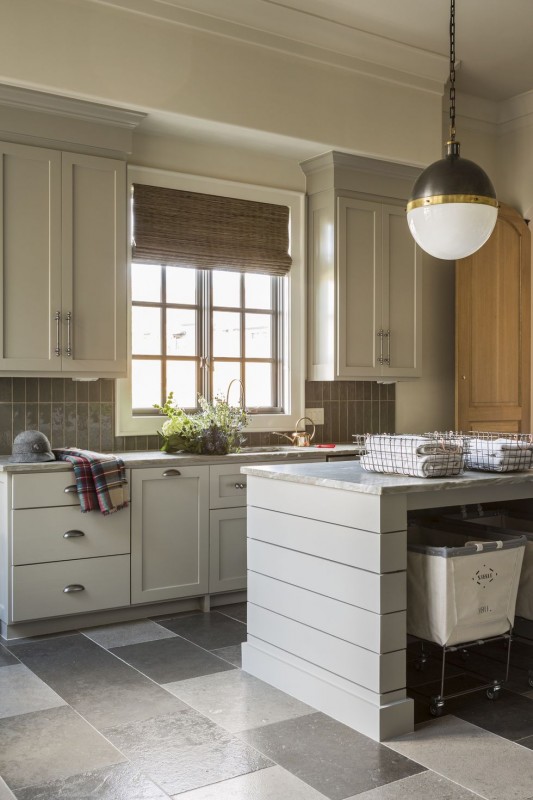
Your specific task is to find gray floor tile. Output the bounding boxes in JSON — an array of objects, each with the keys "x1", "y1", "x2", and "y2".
[
  {"x1": 0, "y1": 664, "x2": 65, "y2": 719},
  {"x1": 386, "y1": 714, "x2": 533, "y2": 800},
  {"x1": 238, "y1": 712, "x2": 424, "y2": 800},
  {"x1": 0, "y1": 644, "x2": 18, "y2": 668},
  {"x1": 158, "y1": 612, "x2": 247, "y2": 650},
  {"x1": 450, "y1": 689, "x2": 533, "y2": 740},
  {"x1": 0, "y1": 706, "x2": 125, "y2": 791},
  {"x1": 8, "y1": 633, "x2": 185, "y2": 730},
  {"x1": 103, "y1": 709, "x2": 271, "y2": 796},
  {"x1": 517, "y1": 735, "x2": 533, "y2": 750},
  {"x1": 172, "y1": 765, "x2": 328, "y2": 799},
  {"x1": 0, "y1": 777, "x2": 16, "y2": 800},
  {"x1": 83, "y1": 619, "x2": 178, "y2": 649},
  {"x1": 14, "y1": 762, "x2": 170, "y2": 800},
  {"x1": 215, "y1": 602, "x2": 247, "y2": 624},
  {"x1": 163, "y1": 669, "x2": 315, "y2": 732},
  {"x1": 211, "y1": 644, "x2": 242, "y2": 667},
  {"x1": 343, "y1": 769, "x2": 482, "y2": 798},
  {"x1": 109, "y1": 636, "x2": 235, "y2": 683}
]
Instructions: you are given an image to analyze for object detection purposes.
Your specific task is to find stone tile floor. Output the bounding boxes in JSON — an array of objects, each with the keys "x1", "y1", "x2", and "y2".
[{"x1": 0, "y1": 603, "x2": 533, "y2": 799}]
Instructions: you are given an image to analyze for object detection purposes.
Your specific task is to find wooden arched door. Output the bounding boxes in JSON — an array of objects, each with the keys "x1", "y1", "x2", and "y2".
[{"x1": 456, "y1": 203, "x2": 531, "y2": 432}]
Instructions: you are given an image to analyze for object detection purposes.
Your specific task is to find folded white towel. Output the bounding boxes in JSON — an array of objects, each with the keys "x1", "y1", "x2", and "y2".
[
  {"x1": 361, "y1": 452, "x2": 465, "y2": 478},
  {"x1": 469, "y1": 437, "x2": 532, "y2": 454},
  {"x1": 466, "y1": 450, "x2": 532, "y2": 472},
  {"x1": 365, "y1": 434, "x2": 462, "y2": 457}
]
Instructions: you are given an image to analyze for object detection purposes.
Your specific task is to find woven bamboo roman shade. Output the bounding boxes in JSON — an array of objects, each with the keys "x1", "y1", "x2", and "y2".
[{"x1": 132, "y1": 184, "x2": 292, "y2": 276}]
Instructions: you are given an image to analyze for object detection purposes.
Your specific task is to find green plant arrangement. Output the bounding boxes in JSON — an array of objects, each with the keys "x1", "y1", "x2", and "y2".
[{"x1": 154, "y1": 392, "x2": 248, "y2": 455}]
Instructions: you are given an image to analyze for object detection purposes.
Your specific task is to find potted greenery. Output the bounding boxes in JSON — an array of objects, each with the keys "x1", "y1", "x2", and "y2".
[{"x1": 154, "y1": 392, "x2": 248, "y2": 455}]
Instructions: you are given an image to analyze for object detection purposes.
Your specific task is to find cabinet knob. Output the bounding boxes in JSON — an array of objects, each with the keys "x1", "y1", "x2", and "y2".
[
  {"x1": 64, "y1": 485, "x2": 78, "y2": 494},
  {"x1": 63, "y1": 530, "x2": 85, "y2": 539},
  {"x1": 63, "y1": 584, "x2": 85, "y2": 593},
  {"x1": 162, "y1": 469, "x2": 181, "y2": 477},
  {"x1": 462, "y1": 375, "x2": 467, "y2": 380},
  {"x1": 234, "y1": 482, "x2": 246, "y2": 490}
]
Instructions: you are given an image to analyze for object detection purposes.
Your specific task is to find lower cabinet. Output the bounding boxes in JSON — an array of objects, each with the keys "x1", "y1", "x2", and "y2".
[
  {"x1": 130, "y1": 465, "x2": 209, "y2": 604},
  {"x1": 209, "y1": 507, "x2": 247, "y2": 593}
]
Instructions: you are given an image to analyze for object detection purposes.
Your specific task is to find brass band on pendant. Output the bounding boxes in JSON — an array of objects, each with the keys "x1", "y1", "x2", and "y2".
[{"x1": 406, "y1": 194, "x2": 499, "y2": 212}]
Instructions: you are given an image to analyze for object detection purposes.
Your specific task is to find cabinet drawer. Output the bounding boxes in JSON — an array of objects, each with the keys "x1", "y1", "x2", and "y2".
[
  {"x1": 12, "y1": 472, "x2": 84, "y2": 509},
  {"x1": 11, "y1": 554, "x2": 130, "y2": 622},
  {"x1": 209, "y1": 465, "x2": 247, "y2": 508},
  {"x1": 12, "y1": 506, "x2": 130, "y2": 565}
]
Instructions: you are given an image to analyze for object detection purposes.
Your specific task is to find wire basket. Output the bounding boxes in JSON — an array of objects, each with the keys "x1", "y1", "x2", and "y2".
[
  {"x1": 426, "y1": 431, "x2": 533, "y2": 473},
  {"x1": 359, "y1": 434, "x2": 465, "y2": 478}
]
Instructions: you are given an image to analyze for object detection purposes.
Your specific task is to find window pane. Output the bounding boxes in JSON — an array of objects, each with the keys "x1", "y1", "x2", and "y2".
[
  {"x1": 245, "y1": 313, "x2": 272, "y2": 358},
  {"x1": 212, "y1": 361, "x2": 240, "y2": 401},
  {"x1": 132, "y1": 359, "x2": 161, "y2": 409},
  {"x1": 167, "y1": 361, "x2": 197, "y2": 408},
  {"x1": 132, "y1": 307, "x2": 161, "y2": 355},
  {"x1": 212, "y1": 270, "x2": 240, "y2": 308},
  {"x1": 213, "y1": 311, "x2": 241, "y2": 357},
  {"x1": 132, "y1": 263, "x2": 161, "y2": 302},
  {"x1": 245, "y1": 273, "x2": 272, "y2": 310},
  {"x1": 245, "y1": 362, "x2": 273, "y2": 407},
  {"x1": 166, "y1": 309, "x2": 196, "y2": 356},
  {"x1": 166, "y1": 266, "x2": 196, "y2": 305}
]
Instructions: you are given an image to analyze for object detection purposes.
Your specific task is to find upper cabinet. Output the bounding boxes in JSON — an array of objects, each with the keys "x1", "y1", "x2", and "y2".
[
  {"x1": 302, "y1": 152, "x2": 422, "y2": 381},
  {"x1": 0, "y1": 141, "x2": 127, "y2": 377},
  {"x1": 456, "y1": 203, "x2": 531, "y2": 433}
]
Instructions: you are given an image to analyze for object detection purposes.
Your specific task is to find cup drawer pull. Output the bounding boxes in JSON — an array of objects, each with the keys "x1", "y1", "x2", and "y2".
[
  {"x1": 63, "y1": 530, "x2": 85, "y2": 539},
  {"x1": 234, "y1": 483, "x2": 246, "y2": 490},
  {"x1": 162, "y1": 469, "x2": 181, "y2": 477},
  {"x1": 64, "y1": 485, "x2": 78, "y2": 495},
  {"x1": 63, "y1": 584, "x2": 85, "y2": 593}
]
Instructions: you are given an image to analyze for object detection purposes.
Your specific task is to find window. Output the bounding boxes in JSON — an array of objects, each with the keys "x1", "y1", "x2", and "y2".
[
  {"x1": 116, "y1": 166, "x2": 305, "y2": 437},
  {"x1": 131, "y1": 264, "x2": 283, "y2": 413}
]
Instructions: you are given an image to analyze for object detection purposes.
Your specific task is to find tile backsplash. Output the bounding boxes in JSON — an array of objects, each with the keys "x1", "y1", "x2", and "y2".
[{"x1": 0, "y1": 377, "x2": 395, "y2": 455}]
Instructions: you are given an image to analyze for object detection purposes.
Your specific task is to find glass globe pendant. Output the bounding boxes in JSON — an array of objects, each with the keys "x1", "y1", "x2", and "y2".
[{"x1": 406, "y1": 0, "x2": 498, "y2": 260}]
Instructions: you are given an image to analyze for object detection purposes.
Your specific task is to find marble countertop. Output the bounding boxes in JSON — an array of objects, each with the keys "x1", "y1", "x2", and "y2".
[
  {"x1": 240, "y1": 460, "x2": 533, "y2": 495},
  {"x1": 0, "y1": 444, "x2": 361, "y2": 473}
]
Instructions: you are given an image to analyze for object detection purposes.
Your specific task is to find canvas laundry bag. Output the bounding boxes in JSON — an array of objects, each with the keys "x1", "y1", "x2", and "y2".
[{"x1": 407, "y1": 524, "x2": 525, "y2": 647}]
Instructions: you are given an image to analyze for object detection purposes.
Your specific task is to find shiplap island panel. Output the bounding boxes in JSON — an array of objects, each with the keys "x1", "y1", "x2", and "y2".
[{"x1": 240, "y1": 461, "x2": 533, "y2": 742}]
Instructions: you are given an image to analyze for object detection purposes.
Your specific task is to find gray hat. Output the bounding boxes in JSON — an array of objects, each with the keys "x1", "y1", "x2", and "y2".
[{"x1": 10, "y1": 431, "x2": 55, "y2": 463}]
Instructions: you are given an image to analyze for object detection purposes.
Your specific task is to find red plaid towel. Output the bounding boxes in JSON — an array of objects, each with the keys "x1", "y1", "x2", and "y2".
[{"x1": 54, "y1": 448, "x2": 128, "y2": 514}]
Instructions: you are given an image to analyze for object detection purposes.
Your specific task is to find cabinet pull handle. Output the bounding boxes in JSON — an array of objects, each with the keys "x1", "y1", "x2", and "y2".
[
  {"x1": 64, "y1": 485, "x2": 78, "y2": 494},
  {"x1": 63, "y1": 530, "x2": 85, "y2": 539},
  {"x1": 162, "y1": 469, "x2": 181, "y2": 477},
  {"x1": 234, "y1": 482, "x2": 246, "y2": 490},
  {"x1": 385, "y1": 329, "x2": 391, "y2": 366},
  {"x1": 66, "y1": 311, "x2": 72, "y2": 357},
  {"x1": 54, "y1": 311, "x2": 61, "y2": 356},
  {"x1": 63, "y1": 584, "x2": 85, "y2": 593},
  {"x1": 377, "y1": 328, "x2": 384, "y2": 365}
]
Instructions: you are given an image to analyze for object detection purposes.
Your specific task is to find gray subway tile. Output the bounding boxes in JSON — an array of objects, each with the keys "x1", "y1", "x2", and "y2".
[
  {"x1": 12, "y1": 379, "x2": 25, "y2": 402},
  {"x1": 0, "y1": 378, "x2": 12, "y2": 403},
  {"x1": 64, "y1": 379, "x2": 76, "y2": 402}
]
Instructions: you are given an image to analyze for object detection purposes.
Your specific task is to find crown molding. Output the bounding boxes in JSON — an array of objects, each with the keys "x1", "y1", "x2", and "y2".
[
  {"x1": 86, "y1": 0, "x2": 448, "y2": 94},
  {"x1": 0, "y1": 84, "x2": 146, "y2": 129}
]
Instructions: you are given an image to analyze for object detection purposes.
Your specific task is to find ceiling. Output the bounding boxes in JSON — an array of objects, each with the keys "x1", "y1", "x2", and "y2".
[{"x1": 112, "y1": 0, "x2": 533, "y2": 102}]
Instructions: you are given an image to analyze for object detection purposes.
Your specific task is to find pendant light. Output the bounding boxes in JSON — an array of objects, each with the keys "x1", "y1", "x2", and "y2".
[{"x1": 406, "y1": 0, "x2": 498, "y2": 260}]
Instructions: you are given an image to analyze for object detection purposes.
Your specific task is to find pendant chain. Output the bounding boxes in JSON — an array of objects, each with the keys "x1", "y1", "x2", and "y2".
[{"x1": 449, "y1": 0, "x2": 456, "y2": 140}]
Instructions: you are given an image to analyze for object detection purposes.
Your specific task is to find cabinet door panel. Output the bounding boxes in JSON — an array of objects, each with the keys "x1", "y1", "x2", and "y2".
[
  {"x1": 131, "y1": 467, "x2": 209, "y2": 604},
  {"x1": 61, "y1": 153, "x2": 126, "y2": 375},
  {"x1": 338, "y1": 197, "x2": 382, "y2": 378},
  {"x1": 209, "y1": 507, "x2": 247, "y2": 593},
  {"x1": 383, "y1": 205, "x2": 421, "y2": 377},
  {"x1": 0, "y1": 142, "x2": 61, "y2": 370}
]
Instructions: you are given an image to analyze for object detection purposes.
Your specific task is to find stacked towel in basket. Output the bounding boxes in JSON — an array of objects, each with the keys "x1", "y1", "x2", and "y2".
[
  {"x1": 465, "y1": 438, "x2": 533, "y2": 472},
  {"x1": 360, "y1": 434, "x2": 465, "y2": 478},
  {"x1": 54, "y1": 448, "x2": 129, "y2": 514}
]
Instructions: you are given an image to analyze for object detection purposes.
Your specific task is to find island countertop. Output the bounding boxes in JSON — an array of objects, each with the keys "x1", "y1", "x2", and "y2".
[{"x1": 241, "y1": 460, "x2": 533, "y2": 495}]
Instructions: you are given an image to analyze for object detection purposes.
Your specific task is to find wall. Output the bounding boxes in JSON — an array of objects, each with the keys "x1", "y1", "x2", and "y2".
[{"x1": 0, "y1": 378, "x2": 395, "y2": 455}]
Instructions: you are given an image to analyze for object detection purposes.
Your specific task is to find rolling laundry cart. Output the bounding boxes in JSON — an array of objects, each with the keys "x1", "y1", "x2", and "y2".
[
  {"x1": 446, "y1": 505, "x2": 533, "y2": 688},
  {"x1": 407, "y1": 521, "x2": 526, "y2": 716}
]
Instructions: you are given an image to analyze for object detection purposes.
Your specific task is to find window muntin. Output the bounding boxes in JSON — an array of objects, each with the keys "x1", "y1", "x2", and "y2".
[{"x1": 131, "y1": 264, "x2": 282, "y2": 414}]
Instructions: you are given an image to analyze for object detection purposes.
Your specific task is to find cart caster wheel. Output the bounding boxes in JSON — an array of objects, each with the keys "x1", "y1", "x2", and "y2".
[
  {"x1": 414, "y1": 659, "x2": 427, "y2": 672},
  {"x1": 528, "y1": 674, "x2": 533, "y2": 689},
  {"x1": 460, "y1": 649, "x2": 469, "y2": 661},
  {"x1": 430, "y1": 699, "x2": 444, "y2": 717},
  {"x1": 486, "y1": 686, "x2": 501, "y2": 701}
]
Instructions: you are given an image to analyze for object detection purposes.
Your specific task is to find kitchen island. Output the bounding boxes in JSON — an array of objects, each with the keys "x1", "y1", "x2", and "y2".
[{"x1": 240, "y1": 461, "x2": 533, "y2": 742}]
